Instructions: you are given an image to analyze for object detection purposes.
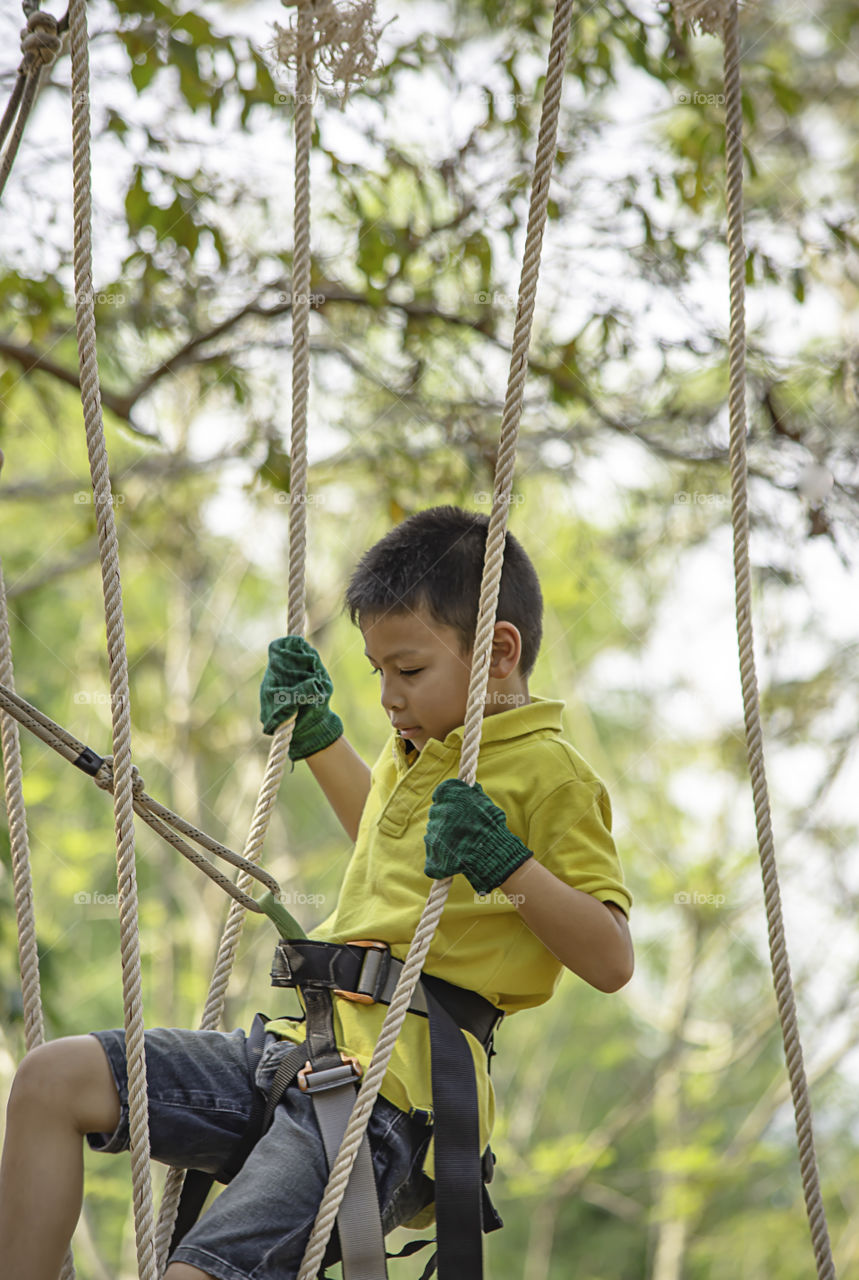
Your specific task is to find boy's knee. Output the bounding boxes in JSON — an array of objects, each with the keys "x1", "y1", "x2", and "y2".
[{"x1": 9, "y1": 1036, "x2": 119, "y2": 1133}]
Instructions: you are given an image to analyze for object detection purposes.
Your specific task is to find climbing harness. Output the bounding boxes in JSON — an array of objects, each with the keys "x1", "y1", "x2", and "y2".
[{"x1": 169, "y1": 941, "x2": 504, "y2": 1278}]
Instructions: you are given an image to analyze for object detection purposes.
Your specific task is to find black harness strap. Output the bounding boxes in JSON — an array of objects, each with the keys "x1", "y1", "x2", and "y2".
[{"x1": 422, "y1": 982, "x2": 484, "y2": 1277}]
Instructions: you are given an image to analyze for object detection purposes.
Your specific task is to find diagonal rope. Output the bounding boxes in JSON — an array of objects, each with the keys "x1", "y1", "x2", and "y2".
[
  {"x1": 68, "y1": 0, "x2": 157, "y2": 1274},
  {"x1": 719, "y1": 4, "x2": 835, "y2": 1276},
  {"x1": 0, "y1": 680, "x2": 283, "y2": 908},
  {"x1": 296, "y1": 0, "x2": 575, "y2": 1272}
]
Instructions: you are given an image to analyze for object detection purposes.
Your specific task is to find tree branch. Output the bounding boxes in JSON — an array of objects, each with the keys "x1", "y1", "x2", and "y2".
[{"x1": 0, "y1": 338, "x2": 157, "y2": 435}]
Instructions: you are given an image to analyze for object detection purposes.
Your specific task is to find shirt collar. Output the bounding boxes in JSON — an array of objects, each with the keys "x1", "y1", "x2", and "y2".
[{"x1": 391, "y1": 695, "x2": 564, "y2": 768}]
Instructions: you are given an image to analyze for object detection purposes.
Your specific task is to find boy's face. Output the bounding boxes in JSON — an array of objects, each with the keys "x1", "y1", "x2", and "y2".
[{"x1": 361, "y1": 607, "x2": 473, "y2": 753}]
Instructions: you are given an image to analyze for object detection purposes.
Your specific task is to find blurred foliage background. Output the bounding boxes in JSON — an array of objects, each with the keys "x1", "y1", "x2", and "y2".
[{"x1": 1, "y1": 0, "x2": 858, "y2": 1275}]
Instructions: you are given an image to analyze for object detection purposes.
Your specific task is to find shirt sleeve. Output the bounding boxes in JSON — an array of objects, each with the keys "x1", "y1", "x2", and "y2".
[{"x1": 526, "y1": 778, "x2": 631, "y2": 915}]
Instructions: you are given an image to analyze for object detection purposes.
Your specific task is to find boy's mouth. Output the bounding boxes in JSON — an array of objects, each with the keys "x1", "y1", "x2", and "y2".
[{"x1": 394, "y1": 724, "x2": 419, "y2": 737}]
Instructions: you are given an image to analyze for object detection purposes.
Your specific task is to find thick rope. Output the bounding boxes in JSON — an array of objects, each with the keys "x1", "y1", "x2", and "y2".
[
  {"x1": 0, "y1": 567, "x2": 45, "y2": 1051},
  {"x1": 152, "y1": 721, "x2": 297, "y2": 1270},
  {"x1": 0, "y1": 551, "x2": 76, "y2": 1280},
  {"x1": 0, "y1": 8, "x2": 63, "y2": 201},
  {"x1": 153, "y1": 0, "x2": 319, "y2": 1262},
  {"x1": 719, "y1": 6, "x2": 835, "y2": 1276},
  {"x1": 296, "y1": 0, "x2": 574, "y2": 1272},
  {"x1": 68, "y1": 0, "x2": 157, "y2": 1274}
]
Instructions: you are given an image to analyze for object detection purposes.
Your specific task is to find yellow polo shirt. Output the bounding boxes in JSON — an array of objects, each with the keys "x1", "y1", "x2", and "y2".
[{"x1": 267, "y1": 697, "x2": 630, "y2": 1177}]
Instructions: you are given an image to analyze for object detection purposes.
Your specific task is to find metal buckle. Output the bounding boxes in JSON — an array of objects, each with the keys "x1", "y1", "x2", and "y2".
[
  {"x1": 333, "y1": 940, "x2": 390, "y2": 1005},
  {"x1": 297, "y1": 1053, "x2": 363, "y2": 1093}
]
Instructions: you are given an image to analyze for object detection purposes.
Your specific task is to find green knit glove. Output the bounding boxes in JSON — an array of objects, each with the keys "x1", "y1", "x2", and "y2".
[
  {"x1": 259, "y1": 636, "x2": 343, "y2": 761},
  {"x1": 424, "y1": 779, "x2": 532, "y2": 895}
]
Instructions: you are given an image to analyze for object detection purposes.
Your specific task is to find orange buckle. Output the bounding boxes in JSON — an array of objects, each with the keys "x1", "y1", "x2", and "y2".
[
  {"x1": 297, "y1": 1053, "x2": 363, "y2": 1093},
  {"x1": 333, "y1": 940, "x2": 389, "y2": 1005}
]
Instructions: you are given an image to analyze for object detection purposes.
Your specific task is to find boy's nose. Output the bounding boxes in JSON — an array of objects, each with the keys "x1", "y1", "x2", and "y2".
[{"x1": 380, "y1": 677, "x2": 404, "y2": 713}]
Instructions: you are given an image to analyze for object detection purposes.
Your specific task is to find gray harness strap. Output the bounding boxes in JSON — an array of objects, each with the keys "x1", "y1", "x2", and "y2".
[
  {"x1": 305, "y1": 1065, "x2": 388, "y2": 1280},
  {"x1": 300, "y1": 985, "x2": 389, "y2": 1280}
]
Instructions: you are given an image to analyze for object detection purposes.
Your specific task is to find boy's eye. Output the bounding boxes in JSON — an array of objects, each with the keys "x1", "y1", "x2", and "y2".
[{"x1": 400, "y1": 668, "x2": 423, "y2": 677}]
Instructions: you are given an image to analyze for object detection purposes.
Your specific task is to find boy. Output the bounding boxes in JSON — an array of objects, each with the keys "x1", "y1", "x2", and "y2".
[{"x1": 0, "y1": 505, "x2": 632, "y2": 1280}]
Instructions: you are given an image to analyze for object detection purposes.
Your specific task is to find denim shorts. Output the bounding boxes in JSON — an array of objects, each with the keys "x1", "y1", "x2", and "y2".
[{"x1": 88, "y1": 1024, "x2": 434, "y2": 1280}]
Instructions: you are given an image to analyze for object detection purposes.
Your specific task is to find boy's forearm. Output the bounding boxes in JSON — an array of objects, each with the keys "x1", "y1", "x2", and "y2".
[
  {"x1": 303, "y1": 735, "x2": 371, "y2": 842},
  {"x1": 499, "y1": 858, "x2": 633, "y2": 993}
]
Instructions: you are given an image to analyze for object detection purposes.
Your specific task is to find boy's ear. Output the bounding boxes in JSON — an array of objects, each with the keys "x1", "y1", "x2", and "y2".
[{"x1": 489, "y1": 622, "x2": 522, "y2": 679}]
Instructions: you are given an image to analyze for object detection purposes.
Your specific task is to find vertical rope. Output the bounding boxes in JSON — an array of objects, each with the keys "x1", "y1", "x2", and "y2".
[
  {"x1": 153, "y1": 5, "x2": 314, "y2": 1266},
  {"x1": 296, "y1": 0, "x2": 575, "y2": 1272},
  {"x1": 0, "y1": 570, "x2": 45, "y2": 1051},
  {"x1": 721, "y1": 6, "x2": 835, "y2": 1276},
  {"x1": 286, "y1": 0, "x2": 313, "y2": 641},
  {"x1": 152, "y1": 722, "x2": 297, "y2": 1270},
  {"x1": 67, "y1": 2, "x2": 157, "y2": 1276}
]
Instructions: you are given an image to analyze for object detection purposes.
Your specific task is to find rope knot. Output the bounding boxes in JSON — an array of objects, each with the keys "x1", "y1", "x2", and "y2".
[
  {"x1": 20, "y1": 10, "x2": 62, "y2": 71},
  {"x1": 272, "y1": 0, "x2": 382, "y2": 100},
  {"x1": 94, "y1": 756, "x2": 146, "y2": 798}
]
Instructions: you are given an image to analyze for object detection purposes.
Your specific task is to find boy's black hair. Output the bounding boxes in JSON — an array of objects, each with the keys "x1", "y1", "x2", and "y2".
[{"x1": 345, "y1": 506, "x2": 543, "y2": 677}]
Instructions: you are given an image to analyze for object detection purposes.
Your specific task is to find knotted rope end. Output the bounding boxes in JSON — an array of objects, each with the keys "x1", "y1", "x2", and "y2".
[
  {"x1": 271, "y1": 0, "x2": 381, "y2": 94},
  {"x1": 20, "y1": 10, "x2": 62, "y2": 72}
]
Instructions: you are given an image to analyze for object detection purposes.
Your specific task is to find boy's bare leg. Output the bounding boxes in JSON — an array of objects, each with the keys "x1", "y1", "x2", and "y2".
[
  {"x1": 0, "y1": 1035, "x2": 120, "y2": 1280},
  {"x1": 163, "y1": 1267, "x2": 217, "y2": 1279}
]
